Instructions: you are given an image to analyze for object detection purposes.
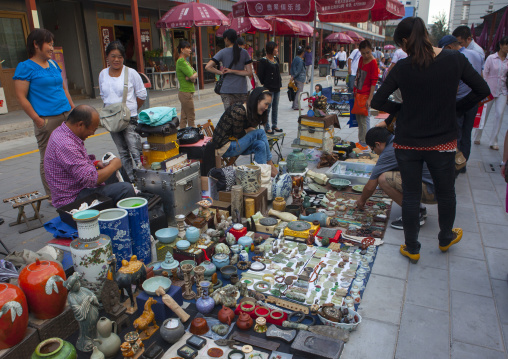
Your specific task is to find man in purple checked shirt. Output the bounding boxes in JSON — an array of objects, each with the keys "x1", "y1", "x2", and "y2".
[{"x1": 44, "y1": 105, "x2": 135, "y2": 208}]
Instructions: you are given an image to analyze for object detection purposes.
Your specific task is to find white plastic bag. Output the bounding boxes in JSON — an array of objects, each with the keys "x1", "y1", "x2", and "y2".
[{"x1": 255, "y1": 163, "x2": 273, "y2": 201}]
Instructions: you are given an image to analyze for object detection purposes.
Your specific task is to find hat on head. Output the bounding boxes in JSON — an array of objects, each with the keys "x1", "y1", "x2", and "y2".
[{"x1": 438, "y1": 35, "x2": 459, "y2": 48}]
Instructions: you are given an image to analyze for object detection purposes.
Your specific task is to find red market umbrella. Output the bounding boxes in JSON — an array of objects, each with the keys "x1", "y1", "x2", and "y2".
[
  {"x1": 156, "y1": 2, "x2": 230, "y2": 28},
  {"x1": 384, "y1": 44, "x2": 395, "y2": 50},
  {"x1": 294, "y1": 21, "x2": 314, "y2": 38},
  {"x1": 216, "y1": 13, "x2": 272, "y2": 37},
  {"x1": 471, "y1": 23, "x2": 476, "y2": 41},
  {"x1": 265, "y1": 17, "x2": 301, "y2": 36},
  {"x1": 477, "y1": 21, "x2": 489, "y2": 49},
  {"x1": 325, "y1": 32, "x2": 354, "y2": 44},
  {"x1": 341, "y1": 30, "x2": 364, "y2": 42},
  {"x1": 490, "y1": 8, "x2": 508, "y2": 52},
  {"x1": 233, "y1": 0, "x2": 404, "y2": 23}
]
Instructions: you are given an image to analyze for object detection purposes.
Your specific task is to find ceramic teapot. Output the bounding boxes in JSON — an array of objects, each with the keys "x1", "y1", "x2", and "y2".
[
  {"x1": 218, "y1": 305, "x2": 235, "y2": 325},
  {"x1": 18, "y1": 258, "x2": 67, "y2": 320},
  {"x1": 95, "y1": 317, "x2": 121, "y2": 359},
  {"x1": 236, "y1": 311, "x2": 254, "y2": 331}
]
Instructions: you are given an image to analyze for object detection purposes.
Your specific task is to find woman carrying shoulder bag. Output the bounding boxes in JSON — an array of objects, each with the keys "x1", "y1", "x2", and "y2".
[
  {"x1": 257, "y1": 41, "x2": 283, "y2": 135},
  {"x1": 99, "y1": 41, "x2": 147, "y2": 182}
]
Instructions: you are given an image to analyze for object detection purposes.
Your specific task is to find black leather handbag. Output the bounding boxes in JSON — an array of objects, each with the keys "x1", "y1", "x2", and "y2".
[{"x1": 177, "y1": 127, "x2": 204, "y2": 145}]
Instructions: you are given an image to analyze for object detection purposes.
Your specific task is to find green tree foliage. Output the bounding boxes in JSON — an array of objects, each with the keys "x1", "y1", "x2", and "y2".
[{"x1": 430, "y1": 11, "x2": 450, "y2": 46}]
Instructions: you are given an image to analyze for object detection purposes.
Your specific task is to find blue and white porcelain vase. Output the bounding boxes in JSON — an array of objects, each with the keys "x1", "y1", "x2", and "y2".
[
  {"x1": 71, "y1": 210, "x2": 112, "y2": 287},
  {"x1": 98, "y1": 209, "x2": 132, "y2": 263},
  {"x1": 272, "y1": 161, "x2": 292, "y2": 200},
  {"x1": 117, "y1": 197, "x2": 152, "y2": 264}
]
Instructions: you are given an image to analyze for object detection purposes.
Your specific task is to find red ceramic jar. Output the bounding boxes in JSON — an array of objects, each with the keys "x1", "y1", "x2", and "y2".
[
  {"x1": 19, "y1": 259, "x2": 67, "y2": 320},
  {"x1": 0, "y1": 283, "x2": 29, "y2": 349}
]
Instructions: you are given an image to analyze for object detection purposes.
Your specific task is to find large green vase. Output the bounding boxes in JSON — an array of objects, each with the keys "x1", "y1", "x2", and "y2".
[{"x1": 31, "y1": 338, "x2": 77, "y2": 359}]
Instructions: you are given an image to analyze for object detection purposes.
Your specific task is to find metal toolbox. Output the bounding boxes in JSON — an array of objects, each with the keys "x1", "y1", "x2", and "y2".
[{"x1": 134, "y1": 161, "x2": 202, "y2": 225}]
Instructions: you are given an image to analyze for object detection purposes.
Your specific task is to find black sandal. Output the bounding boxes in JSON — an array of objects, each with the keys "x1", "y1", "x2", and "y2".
[
  {"x1": 265, "y1": 130, "x2": 274, "y2": 135},
  {"x1": 273, "y1": 128, "x2": 283, "y2": 132}
]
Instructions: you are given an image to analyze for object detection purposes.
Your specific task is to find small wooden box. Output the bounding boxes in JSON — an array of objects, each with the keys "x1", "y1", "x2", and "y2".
[
  {"x1": 28, "y1": 304, "x2": 78, "y2": 341},
  {"x1": 0, "y1": 327, "x2": 39, "y2": 359},
  {"x1": 218, "y1": 187, "x2": 267, "y2": 216}
]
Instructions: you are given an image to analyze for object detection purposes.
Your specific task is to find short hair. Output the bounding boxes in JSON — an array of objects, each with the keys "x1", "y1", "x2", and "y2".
[
  {"x1": 296, "y1": 48, "x2": 305, "y2": 56},
  {"x1": 452, "y1": 26, "x2": 471, "y2": 40},
  {"x1": 305, "y1": 46, "x2": 311, "y2": 50},
  {"x1": 359, "y1": 40, "x2": 373, "y2": 50},
  {"x1": 105, "y1": 40, "x2": 126, "y2": 58},
  {"x1": 237, "y1": 37, "x2": 245, "y2": 46},
  {"x1": 365, "y1": 127, "x2": 392, "y2": 148},
  {"x1": 177, "y1": 40, "x2": 191, "y2": 54},
  {"x1": 67, "y1": 105, "x2": 98, "y2": 128},
  {"x1": 26, "y1": 29, "x2": 54, "y2": 58},
  {"x1": 265, "y1": 41, "x2": 277, "y2": 55}
]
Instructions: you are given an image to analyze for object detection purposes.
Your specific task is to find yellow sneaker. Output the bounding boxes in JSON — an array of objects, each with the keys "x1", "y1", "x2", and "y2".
[
  {"x1": 439, "y1": 228, "x2": 463, "y2": 252},
  {"x1": 400, "y1": 245, "x2": 420, "y2": 264}
]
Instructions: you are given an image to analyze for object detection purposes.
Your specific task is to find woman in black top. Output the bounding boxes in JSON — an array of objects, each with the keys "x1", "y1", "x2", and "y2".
[
  {"x1": 257, "y1": 41, "x2": 283, "y2": 135},
  {"x1": 371, "y1": 17, "x2": 490, "y2": 263}
]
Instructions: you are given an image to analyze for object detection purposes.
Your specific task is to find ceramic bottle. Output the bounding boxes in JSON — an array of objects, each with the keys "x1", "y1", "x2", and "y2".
[
  {"x1": 90, "y1": 346, "x2": 105, "y2": 359},
  {"x1": 299, "y1": 212, "x2": 328, "y2": 227},
  {"x1": 268, "y1": 209, "x2": 297, "y2": 222},
  {"x1": 272, "y1": 197, "x2": 287, "y2": 212},
  {"x1": 95, "y1": 317, "x2": 121, "y2": 359},
  {"x1": 160, "y1": 318, "x2": 185, "y2": 344},
  {"x1": 287, "y1": 148, "x2": 308, "y2": 173},
  {"x1": 198, "y1": 260, "x2": 217, "y2": 279},
  {"x1": 30, "y1": 338, "x2": 77, "y2": 359},
  {"x1": 18, "y1": 258, "x2": 67, "y2": 320},
  {"x1": 0, "y1": 283, "x2": 28, "y2": 349},
  {"x1": 196, "y1": 281, "x2": 215, "y2": 315}
]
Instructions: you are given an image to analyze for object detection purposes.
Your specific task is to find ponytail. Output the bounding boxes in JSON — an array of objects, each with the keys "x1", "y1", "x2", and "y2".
[
  {"x1": 394, "y1": 17, "x2": 434, "y2": 69},
  {"x1": 223, "y1": 29, "x2": 241, "y2": 66}
]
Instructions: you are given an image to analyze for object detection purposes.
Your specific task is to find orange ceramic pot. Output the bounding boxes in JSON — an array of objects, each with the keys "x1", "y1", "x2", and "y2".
[
  {"x1": 19, "y1": 259, "x2": 67, "y2": 320},
  {"x1": 0, "y1": 283, "x2": 29, "y2": 349}
]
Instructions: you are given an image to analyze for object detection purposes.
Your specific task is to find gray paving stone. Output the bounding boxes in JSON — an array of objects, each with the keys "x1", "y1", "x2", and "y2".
[
  {"x1": 503, "y1": 324, "x2": 508, "y2": 355},
  {"x1": 371, "y1": 243, "x2": 409, "y2": 279},
  {"x1": 341, "y1": 318, "x2": 398, "y2": 359},
  {"x1": 451, "y1": 341, "x2": 506, "y2": 359},
  {"x1": 395, "y1": 303, "x2": 449, "y2": 359},
  {"x1": 451, "y1": 291, "x2": 504, "y2": 351},
  {"x1": 485, "y1": 247, "x2": 508, "y2": 281},
  {"x1": 479, "y1": 222, "x2": 508, "y2": 250},
  {"x1": 476, "y1": 204, "x2": 508, "y2": 225},
  {"x1": 406, "y1": 265, "x2": 449, "y2": 311},
  {"x1": 491, "y1": 279, "x2": 508, "y2": 325},
  {"x1": 356, "y1": 274, "x2": 405, "y2": 325},
  {"x1": 472, "y1": 188, "x2": 502, "y2": 205},
  {"x1": 453, "y1": 206, "x2": 481, "y2": 234},
  {"x1": 409, "y1": 235, "x2": 449, "y2": 270},
  {"x1": 380, "y1": 225, "x2": 405, "y2": 245},
  {"x1": 447, "y1": 231, "x2": 485, "y2": 260},
  {"x1": 449, "y1": 256, "x2": 492, "y2": 296},
  {"x1": 468, "y1": 174, "x2": 496, "y2": 191}
]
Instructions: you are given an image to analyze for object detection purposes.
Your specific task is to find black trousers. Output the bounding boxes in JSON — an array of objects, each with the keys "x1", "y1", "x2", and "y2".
[
  {"x1": 77, "y1": 182, "x2": 136, "y2": 207},
  {"x1": 395, "y1": 149, "x2": 456, "y2": 253},
  {"x1": 457, "y1": 104, "x2": 478, "y2": 161}
]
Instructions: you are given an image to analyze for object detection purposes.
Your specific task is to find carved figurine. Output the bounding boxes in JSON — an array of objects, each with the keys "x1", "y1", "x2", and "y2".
[
  {"x1": 133, "y1": 297, "x2": 159, "y2": 340},
  {"x1": 211, "y1": 284, "x2": 240, "y2": 307},
  {"x1": 101, "y1": 279, "x2": 125, "y2": 317},
  {"x1": 63, "y1": 272, "x2": 100, "y2": 352},
  {"x1": 121, "y1": 331, "x2": 144, "y2": 358},
  {"x1": 107, "y1": 255, "x2": 147, "y2": 314}
]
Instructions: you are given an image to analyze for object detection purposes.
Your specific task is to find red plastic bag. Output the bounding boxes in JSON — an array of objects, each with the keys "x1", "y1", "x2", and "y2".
[{"x1": 351, "y1": 93, "x2": 369, "y2": 116}]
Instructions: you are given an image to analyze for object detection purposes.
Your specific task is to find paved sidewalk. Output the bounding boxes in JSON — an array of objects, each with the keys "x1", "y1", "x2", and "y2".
[{"x1": 0, "y1": 76, "x2": 507, "y2": 358}]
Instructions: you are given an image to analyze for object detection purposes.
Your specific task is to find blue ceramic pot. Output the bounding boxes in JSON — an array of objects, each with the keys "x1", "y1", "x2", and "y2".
[
  {"x1": 230, "y1": 244, "x2": 242, "y2": 254},
  {"x1": 185, "y1": 227, "x2": 200, "y2": 244},
  {"x1": 272, "y1": 172, "x2": 292, "y2": 199},
  {"x1": 98, "y1": 209, "x2": 132, "y2": 263},
  {"x1": 198, "y1": 260, "x2": 217, "y2": 278},
  {"x1": 300, "y1": 212, "x2": 328, "y2": 227},
  {"x1": 212, "y1": 253, "x2": 230, "y2": 269},
  {"x1": 117, "y1": 197, "x2": 152, "y2": 264},
  {"x1": 196, "y1": 281, "x2": 215, "y2": 315},
  {"x1": 238, "y1": 236, "x2": 253, "y2": 248}
]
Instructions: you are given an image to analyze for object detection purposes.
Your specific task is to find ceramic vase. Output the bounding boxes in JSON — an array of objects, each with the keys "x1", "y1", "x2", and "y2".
[
  {"x1": 198, "y1": 260, "x2": 217, "y2": 279},
  {"x1": 212, "y1": 253, "x2": 230, "y2": 269},
  {"x1": 160, "y1": 318, "x2": 185, "y2": 344},
  {"x1": 272, "y1": 165, "x2": 292, "y2": 200},
  {"x1": 117, "y1": 197, "x2": 152, "y2": 264},
  {"x1": 287, "y1": 148, "x2": 308, "y2": 173},
  {"x1": 185, "y1": 227, "x2": 200, "y2": 244},
  {"x1": 70, "y1": 210, "x2": 112, "y2": 286},
  {"x1": 231, "y1": 185, "x2": 244, "y2": 222},
  {"x1": 235, "y1": 165, "x2": 261, "y2": 194},
  {"x1": 196, "y1": 281, "x2": 215, "y2": 315},
  {"x1": 299, "y1": 212, "x2": 328, "y2": 227},
  {"x1": 91, "y1": 346, "x2": 105, "y2": 359},
  {"x1": 31, "y1": 338, "x2": 77, "y2": 359},
  {"x1": 98, "y1": 208, "x2": 132, "y2": 263},
  {"x1": 95, "y1": 317, "x2": 121, "y2": 359},
  {"x1": 0, "y1": 283, "x2": 28, "y2": 349},
  {"x1": 18, "y1": 258, "x2": 67, "y2": 320},
  {"x1": 272, "y1": 197, "x2": 286, "y2": 211}
]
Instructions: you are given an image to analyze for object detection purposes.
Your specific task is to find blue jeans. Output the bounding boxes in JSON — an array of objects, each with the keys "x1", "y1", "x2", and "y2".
[
  {"x1": 110, "y1": 120, "x2": 142, "y2": 182},
  {"x1": 223, "y1": 129, "x2": 272, "y2": 164},
  {"x1": 348, "y1": 75, "x2": 356, "y2": 93},
  {"x1": 265, "y1": 91, "x2": 280, "y2": 131}
]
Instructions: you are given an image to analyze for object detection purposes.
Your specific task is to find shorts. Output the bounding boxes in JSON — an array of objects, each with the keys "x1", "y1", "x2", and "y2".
[{"x1": 384, "y1": 171, "x2": 437, "y2": 204}]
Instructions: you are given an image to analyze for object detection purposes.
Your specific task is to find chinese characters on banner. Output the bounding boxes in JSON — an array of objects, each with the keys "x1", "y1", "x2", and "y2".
[
  {"x1": 100, "y1": 26, "x2": 114, "y2": 67},
  {"x1": 51, "y1": 47, "x2": 68, "y2": 86},
  {"x1": 141, "y1": 29, "x2": 151, "y2": 51}
]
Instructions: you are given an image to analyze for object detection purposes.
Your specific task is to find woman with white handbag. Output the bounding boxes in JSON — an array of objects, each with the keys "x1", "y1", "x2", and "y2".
[{"x1": 99, "y1": 41, "x2": 147, "y2": 182}]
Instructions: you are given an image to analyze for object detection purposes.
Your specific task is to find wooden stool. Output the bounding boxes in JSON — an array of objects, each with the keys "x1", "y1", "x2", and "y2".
[{"x1": 3, "y1": 191, "x2": 50, "y2": 233}]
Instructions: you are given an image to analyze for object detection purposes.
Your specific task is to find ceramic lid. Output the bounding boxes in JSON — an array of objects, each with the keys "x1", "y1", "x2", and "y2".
[
  {"x1": 233, "y1": 224, "x2": 244, "y2": 230},
  {"x1": 176, "y1": 240, "x2": 191, "y2": 250}
]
